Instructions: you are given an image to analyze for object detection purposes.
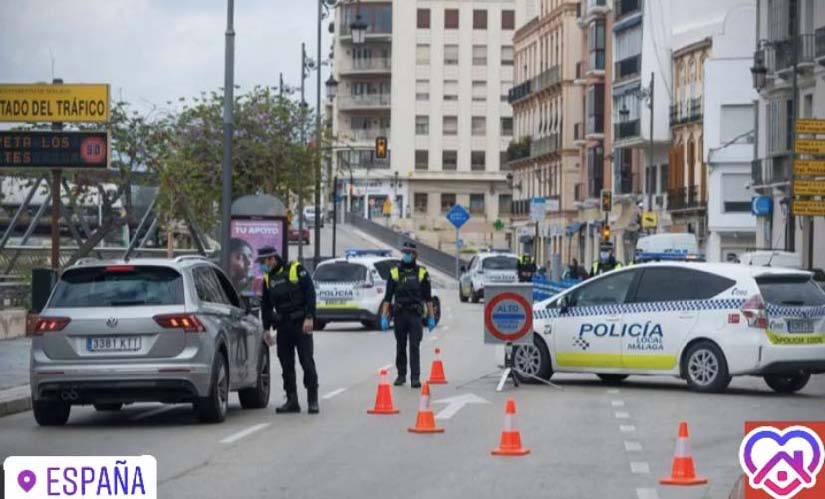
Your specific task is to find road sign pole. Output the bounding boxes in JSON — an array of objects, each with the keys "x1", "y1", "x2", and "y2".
[
  {"x1": 50, "y1": 78, "x2": 63, "y2": 271},
  {"x1": 455, "y1": 227, "x2": 460, "y2": 279}
]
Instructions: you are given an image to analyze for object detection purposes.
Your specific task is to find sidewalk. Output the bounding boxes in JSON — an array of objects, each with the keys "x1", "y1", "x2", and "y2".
[{"x1": 0, "y1": 336, "x2": 31, "y2": 417}]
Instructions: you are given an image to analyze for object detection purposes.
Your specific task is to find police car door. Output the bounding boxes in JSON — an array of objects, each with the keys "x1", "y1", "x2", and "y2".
[{"x1": 552, "y1": 269, "x2": 639, "y2": 372}]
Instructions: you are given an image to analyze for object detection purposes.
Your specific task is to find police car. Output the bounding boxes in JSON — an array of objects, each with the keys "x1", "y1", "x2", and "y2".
[
  {"x1": 459, "y1": 250, "x2": 519, "y2": 303},
  {"x1": 514, "y1": 262, "x2": 825, "y2": 393}
]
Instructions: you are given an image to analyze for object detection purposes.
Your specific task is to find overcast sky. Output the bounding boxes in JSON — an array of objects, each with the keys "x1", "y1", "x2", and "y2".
[{"x1": 0, "y1": 0, "x2": 330, "y2": 113}]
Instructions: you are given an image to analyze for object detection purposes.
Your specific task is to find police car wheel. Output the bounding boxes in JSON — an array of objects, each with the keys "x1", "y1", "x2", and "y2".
[
  {"x1": 597, "y1": 374, "x2": 629, "y2": 385},
  {"x1": 763, "y1": 373, "x2": 811, "y2": 394},
  {"x1": 459, "y1": 286, "x2": 468, "y2": 302},
  {"x1": 684, "y1": 341, "x2": 730, "y2": 393},
  {"x1": 513, "y1": 335, "x2": 552, "y2": 383}
]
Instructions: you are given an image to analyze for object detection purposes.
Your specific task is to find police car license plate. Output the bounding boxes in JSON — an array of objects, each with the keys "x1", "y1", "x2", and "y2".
[
  {"x1": 324, "y1": 299, "x2": 347, "y2": 305},
  {"x1": 787, "y1": 319, "x2": 814, "y2": 334},
  {"x1": 87, "y1": 336, "x2": 141, "y2": 352}
]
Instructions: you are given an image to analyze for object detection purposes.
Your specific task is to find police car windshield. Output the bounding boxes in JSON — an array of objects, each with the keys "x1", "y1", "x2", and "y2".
[
  {"x1": 373, "y1": 259, "x2": 400, "y2": 281},
  {"x1": 314, "y1": 262, "x2": 368, "y2": 283},
  {"x1": 483, "y1": 256, "x2": 518, "y2": 270},
  {"x1": 756, "y1": 275, "x2": 825, "y2": 306}
]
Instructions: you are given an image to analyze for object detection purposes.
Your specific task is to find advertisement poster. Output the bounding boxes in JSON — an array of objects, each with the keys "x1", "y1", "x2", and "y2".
[{"x1": 229, "y1": 218, "x2": 284, "y2": 297}]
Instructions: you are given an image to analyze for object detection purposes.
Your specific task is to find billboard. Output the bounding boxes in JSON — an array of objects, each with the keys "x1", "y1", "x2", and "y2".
[
  {"x1": 0, "y1": 83, "x2": 109, "y2": 122},
  {"x1": 229, "y1": 218, "x2": 285, "y2": 297}
]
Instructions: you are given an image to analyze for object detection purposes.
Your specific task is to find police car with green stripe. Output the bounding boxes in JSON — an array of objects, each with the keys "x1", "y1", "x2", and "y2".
[{"x1": 517, "y1": 262, "x2": 825, "y2": 393}]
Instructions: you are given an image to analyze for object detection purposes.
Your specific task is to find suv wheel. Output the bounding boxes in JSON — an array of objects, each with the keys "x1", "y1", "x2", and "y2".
[
  {"x1": 597, "y1": 374, "x2": 629, "y2": 384},
  {"x1": 239, "y1": 346, "x2": 271, "y2": 409},
  {"x1": 459, "y1": 285, "x2": 468, "y2": 302},
  {"x1": 33, "y1": 399, "x2": 71, "y2": 426},
  {"x1": 513, "y1": 335, "x2": 552, "y2": 383},
  {"x1": 470, "y1": 285, "x2": 481, "y2": 303},
  {"x1": 684, "y1": 341, "x2": 731, "y2": 393},
  {"x1": 94, "y1": 403, "x2": 123, "y2": 412},
  {"x1": 764, "y1": 373, "x2": 811, "y2": 394},
  {"x1": 196, "y1": 353, "x2": 229, "y2": 423}
]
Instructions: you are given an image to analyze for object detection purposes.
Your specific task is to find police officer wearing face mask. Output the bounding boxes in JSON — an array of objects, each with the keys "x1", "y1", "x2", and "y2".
[
  {"x1": 257, "y1": 246, "x2": 319, "y2": 414},
  {"x1": 517, "y1": 254, "x2": 537, "y2": 283},
  {"x1": 379, "y1": 242, "x2": 435, "y2": 388},
  {"x1": 590, "y1": 243, "x2": 622, "y2": 277}
]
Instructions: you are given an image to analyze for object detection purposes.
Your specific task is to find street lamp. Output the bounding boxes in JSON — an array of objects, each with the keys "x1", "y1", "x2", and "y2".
[
  {"x1": 325, "y1": 75, "x2": 338, "y2": 101},
  {"x1": 350, "y1": 11, "x2": 367, "y2": 44},
  {"x1": 750, "y1": 48, "x2": 768, "y2": 91}
]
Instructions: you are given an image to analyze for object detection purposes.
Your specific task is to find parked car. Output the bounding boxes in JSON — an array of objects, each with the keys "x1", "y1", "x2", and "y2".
[
  {"x1": 289, "y1": 224, "x2": 310, "y2": 245},
  {"x1": 459, "y1": 250, "x2": 519, "y2": 303},
  {"x1": 302, "y1": 206, "x2": 324, "y2": 228}
]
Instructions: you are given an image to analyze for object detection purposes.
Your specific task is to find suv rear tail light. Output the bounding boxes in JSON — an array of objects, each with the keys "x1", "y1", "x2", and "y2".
[
  {"x1": 740, "y1": 294, "x2": 768, "y2": 329},
  {"x1": 154, "y1": 314, "x2": 205, "y2": 333},
  {"x1": 34, "y1": 317, "x2": 71, "y2": 334}
]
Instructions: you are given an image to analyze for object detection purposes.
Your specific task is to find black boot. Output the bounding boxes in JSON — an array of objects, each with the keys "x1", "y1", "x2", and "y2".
[
  {"x1": 411, "y1": 378, "x2": 421, "y2": 389},
  {"x1": 393, "y1": 375, "x2": 406, "y2": 386},
  {"x1": 275, "y1": 393, "x2": 300, "y2": 414},
  {"x1": 307, "y1": 388, "x2": 319, "y2": 414}
]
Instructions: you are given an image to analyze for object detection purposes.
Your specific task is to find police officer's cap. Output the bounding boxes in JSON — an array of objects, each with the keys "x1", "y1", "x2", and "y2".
[
  {"x1": 401, "y1": 241, "x2": 417, "y2": 253},
  {"x1": 256, "y1": 246, "x2": 280, "y2": 261}
]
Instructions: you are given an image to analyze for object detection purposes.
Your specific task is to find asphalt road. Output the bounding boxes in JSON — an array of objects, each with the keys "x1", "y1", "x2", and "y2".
[{"x1": 1, "y1": 225, "x2": 824, "y2": 499}]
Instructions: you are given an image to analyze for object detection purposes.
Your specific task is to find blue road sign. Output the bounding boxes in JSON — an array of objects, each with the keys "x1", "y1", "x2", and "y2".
[
  {"x1": 446, "y1": 204, "x2": 471, "y2": 229},
  {"x1": 751, "y1": 196, "x2": 772, "y2": 217}
]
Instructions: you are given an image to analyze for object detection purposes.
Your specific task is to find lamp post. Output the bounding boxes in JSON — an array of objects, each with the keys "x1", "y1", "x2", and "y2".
[{"x1": 220, "y1": 0, "x2": 235, "y2": 272}]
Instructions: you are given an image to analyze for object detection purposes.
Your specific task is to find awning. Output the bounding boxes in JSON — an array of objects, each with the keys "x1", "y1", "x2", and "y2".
[{"x1": 566, "y1": 222, "x2": 584, "y2": 236}]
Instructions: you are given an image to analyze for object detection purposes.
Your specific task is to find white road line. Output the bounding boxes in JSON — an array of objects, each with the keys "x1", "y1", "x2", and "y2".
[
  {"x1": 636, "y1": 488, "x2": 660, "y2": 499},
  {"x1": 619, "y1": 425, "x2": 636, "y2": 433},
  {"x1": 130, "y1": 405, "x2": 179, "y2": 421},
  {"x1": 321, "y1": 388, "x2": 347, "y2": 400},
  {"x1": 611, "y1": 400, "x2": 625, "y2": 407},
  {"x1": 220, "y1": 423, "x2": 270, "y2": 445},
  {"x1": 630, "y1": 462, "x2": 650, "y2": 474},
  {"x1": 614, "y1": 411, "x2": 630, "y2": 419},
  {"x1": 425, "y1": 336, "x2": 438, "y2": 343},
  {"x1": 606, "y1": 388, "x2": 621, "y2": 394},
  {"x1": 624, "y1": 441, "x2": 643, "y2": 452}
]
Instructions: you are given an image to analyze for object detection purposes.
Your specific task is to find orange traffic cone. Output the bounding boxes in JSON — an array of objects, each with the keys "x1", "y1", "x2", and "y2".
[
  {"x1": 427, "y1": 347, "x2": 448, "y2": 385},
  {"x1": 408, "y1": 383, "x2": 444, "y2": 434},
  {"x1": 367, "y1": 368, "x2": 400, "y2": 415},
  {"x1": 491, "y1": 399, "x2": 530, "y2": 456},
  {"x1": 660, "y1": 421, "x2": 708, "y2": 486}
]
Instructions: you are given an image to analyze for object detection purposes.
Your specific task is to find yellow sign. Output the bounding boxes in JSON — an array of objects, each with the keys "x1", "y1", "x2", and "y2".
[
  {"x1": 792, "y1": 200, "x2": 825, "y2": 216},
  {"x1": 794, "y1": 139, "x2": 825, "y2": 155},
  {"x1": 793, "y1": 180, "x2": 825, "y2": 196},
  {"x1": 794, "y1": 160, "x2": 825, "y2": 176},
  {"x1": 382, "y1": 198, "x2": 392, "y2": 216},
  {"x1": 796, "y1": 119, "x2": 825, "y2": 135},
  {"x1": 0, "y1": 83, "x2": 109, "y2": 123},
  {"x1": 641, "y1": 211, "x2": 658, "y2": 229}
]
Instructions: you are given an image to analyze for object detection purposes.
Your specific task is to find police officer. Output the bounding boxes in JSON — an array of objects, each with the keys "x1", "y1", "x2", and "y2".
[
  {"x1": 517, "y1": 254, "x2": 537, "y2": 283},
  {"x1": 257, "y1": 246, "x2": 319, "y2": 414},
  {"x1": 380, "y1": 242, "x2": 435, "y2": 389},
  {"x1": 590, "y1": 242, "x2": 622, "y2": 277}
]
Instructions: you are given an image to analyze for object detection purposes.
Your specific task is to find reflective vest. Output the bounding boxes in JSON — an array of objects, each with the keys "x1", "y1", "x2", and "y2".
[
  {"x1": 591, "y1": 261, "x2": 623, "y2": 275},
  {"x1": 390, "y1": 265, "x2": 428, "y2": 308},
  {"x1": 263, "y1": 261, "x2": 304, "y2": 315}
]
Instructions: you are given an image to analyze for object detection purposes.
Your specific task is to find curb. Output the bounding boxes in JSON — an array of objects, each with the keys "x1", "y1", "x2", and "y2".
[{"x1": 0, "y1": 385, "x2": 31, "y2": 417}]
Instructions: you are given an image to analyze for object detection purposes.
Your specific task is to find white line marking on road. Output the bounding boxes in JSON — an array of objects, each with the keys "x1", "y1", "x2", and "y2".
[
  {"x1": 220, "y1": 423, "x2": 270, "y2": 445},
  {"x1": 425, "y1": 336, "x2": 438, "y2": 343},
  {"x1": 322, "y1": 388, "x2": 347, "y2": 400},
  {"x1": 606, "y1": 388, "x2": 621, "y2": 394},
  {"x1": 433, "y1": 393, "x2": 490, "y2": 420},
  {"x1": 620, "y1": 425, "x2": 636, "y2": 433},
  {"x1": 614, "y1": 411, "x2": 630, "y2": 419},
  {"x1": 624, "y1": 441, "x2": 643, "y2": 452},
  {"x1": 636, "y1": 488, "x2": 660, "y2": 499},
  {"x1": 630, "y1": 462, "x2": 650, "y2": 474},
  {"x1": 130, "y1": 405, "x2": 179, "y2": 421},
  {"x1": 611, "y1": 400, "x2": 625, "y2": 407}
]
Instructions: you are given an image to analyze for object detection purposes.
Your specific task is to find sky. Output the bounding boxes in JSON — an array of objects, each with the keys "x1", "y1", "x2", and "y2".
[{"x1": 0, "y1": 0, "x2": 331, "y2": 114}]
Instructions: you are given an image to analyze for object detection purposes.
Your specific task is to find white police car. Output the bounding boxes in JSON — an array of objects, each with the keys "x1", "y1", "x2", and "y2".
[
  {"x1": 515, "y1": 262, "x2": 825, "y2": 393},
  {"x1": 313, "y1": 250, "x2": 398, "y2": 330},
  {"x1": 459, "y1": 250, "x2": 519, "y2": 303}
]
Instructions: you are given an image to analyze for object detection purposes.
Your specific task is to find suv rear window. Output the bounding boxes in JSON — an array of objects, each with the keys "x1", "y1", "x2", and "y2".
[
  {"x1": 50, "y1": 266, "x2": 185, "y2": 307},
  {"x1": 482, "y1": 256, "x2": 517, "y2": 270},
  {"x1": 373, "y1": 259, "x2": 400, "y2": 281},
  {"x1": 757, "y1": 275, "x2": 825, "y2": 306},
  {"x1": 314, "y1": 263, "x2": 368, "y2": 282}
]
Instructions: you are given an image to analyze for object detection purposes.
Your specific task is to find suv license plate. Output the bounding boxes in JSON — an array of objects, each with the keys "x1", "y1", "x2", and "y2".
[
  {"x1": 787, "y1": 319, "x2": 814, "y2": 334},
  {"x1": 87, "y1": 336, "x2": 141, "y2": 352}
]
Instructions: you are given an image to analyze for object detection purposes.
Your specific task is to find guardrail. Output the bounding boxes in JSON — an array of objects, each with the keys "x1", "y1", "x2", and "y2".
[{"x1": 532, "y1": 274, "x2": 580, "y2": 302}]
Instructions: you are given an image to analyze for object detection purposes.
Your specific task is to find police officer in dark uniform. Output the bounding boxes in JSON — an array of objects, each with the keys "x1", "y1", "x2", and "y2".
[
  {"x1": 517, "y1": 254, "x2": 537, "y2": 283},
  {"x1": 380, "y1": 242, "x2": 435, "y2": 389},
  {"x1": 257, "y1": 246, "x2": 319, "y2": 414},
  {"x1": 590, "y1": 242, "x2": 622, "y2": 277}
]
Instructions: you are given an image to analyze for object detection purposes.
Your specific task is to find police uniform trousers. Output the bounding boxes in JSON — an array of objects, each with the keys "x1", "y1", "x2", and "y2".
[
  {"x1": 394, "y1": 308, "x2": 423, "y2": 379},
  {"x1": 275, "y1": 318, "x2": 318, "y2": 394}
]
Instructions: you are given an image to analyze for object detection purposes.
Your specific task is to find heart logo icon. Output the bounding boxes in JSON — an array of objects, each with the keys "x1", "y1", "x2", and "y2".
[{"x1": 739, "y1": 425, "x2": 825, "y2": 499}]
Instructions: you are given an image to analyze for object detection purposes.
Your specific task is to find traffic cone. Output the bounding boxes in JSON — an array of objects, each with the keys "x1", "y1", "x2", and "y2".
[
  {"x1": 427, "y1": 347, "x2": 448, "y2": 385},
  {"x1": 491, "y1": 399, "x2": 530, "y2": 456},
  {"x1": 408, "y1": 383, "x2": 444, "y2": 434},
  {"x1": 660, "y1": 421, "x2": 708, "y2": 486},
  {"x1": 367, "y1": 368, "x2": 400, "y2": 415}
]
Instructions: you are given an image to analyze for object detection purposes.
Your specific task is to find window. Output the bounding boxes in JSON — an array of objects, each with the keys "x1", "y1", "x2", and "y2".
[
  {"x1": 501, "y1": 117, "x2": 513, "y2": 136},
  {"x1": 633, "y1": 268, "x2": 736, "y2": 302},
  {"x1": 441, "y1": 193, "x2": 456, "y2": 213},
  {"x1": 50, "y1": 266, "x2": 185, "y2": 308},
  {"x1": 720, "y1": 104, "x2": 754, "y2": 143},
  {"x1": 443, "y1": 116, "x2": 458, "y2": 135},
  {"x1": 588, "y1": 20, "x2": 606, "y2": 71},
  {"x1": 587, "y1": 84, "x2": 605, "y2": 134},
  {"x1": 471, "y1": 151, "x2": 486, "y2": 171},
  {"x1": 213, "y1": 268, "x2": 241, "y2": 307},
  {"x1": 470, "y1": 194, "x2": 485, "y2": 214},
  {"x1": 473, "y1": 9, "x2": 487, "y2": 29},
  {"x1": 415, "y1": 115, "x2": 429, "y2": 135},
  {"x1": 416, "y1": 44, "x2": 430, "y2": 65},
  {"x1": 472, "y1": 80, "x2": 487, "y2": 101},
  {"x1": 572, "y1": 270, "x2": 637, "y2": 307},
  {"x1": 193, "y1": 267, "x2": 229, "y2": 305},
  {"x1": 502, "y1": 9, "x2": 515, "y2": 30},
  {"x1": 444, "y1": 44, "x2": 459, "y2": 65},
  {"x1": 416, "y1": 79, "x2": 429, "y2": 101},
  {"x1": 483, "y1": 256, "x2": 517, "y2": 270},
  {"x1": 445, "y1": 9, "x2": 459, "y2": 29},
  {"x1": 499, "y1": 194, "x2": 512, "y2": 215},
  {"x1": 501, "y1": 46, "x2": 514, "y2": 66},
  {"x1": 415, "y1": 150, "x2": 429, "y2": 170},
  {"x1": 615, "y1": 26, "x2": 642, "y2": 62},
  {"x1": 314, "y1": 263, "x2": 368, "y2": 283},
  {"x1": 473, "y1": 45, "x2": 487, "y2": 66},
  {"x1": 443, "y1": 150, "x2": 457, "y2": 170},
  {"x1": 722, "y1": 173, "x2": 752, "y2": 212},
  {"x1": 444, "y1": 79, "x2": 458, "y2": 101},
  {"x1": 587, "y1": 146, "x2": 604, "y2": 197},
  {"x1": 757, "y1": 275, "x2": 825, "y2": 307},
  {"x1": 693, "y1": 271, "x2": 736, "y2": 298},
  {"x1": 472, "y1": 116, "x2": 486, "y2": 136},
  {"x1": 417, "y1": 8, "x2": 430, "y2": 29},
  {"x1": 414, "y1": 193, "x2": 428, "y2": 213}
]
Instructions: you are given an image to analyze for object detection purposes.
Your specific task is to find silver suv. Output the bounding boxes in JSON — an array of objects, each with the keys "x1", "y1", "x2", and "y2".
[{"x1": 30, "y1": 256, "x2": 270, "y2": 426}]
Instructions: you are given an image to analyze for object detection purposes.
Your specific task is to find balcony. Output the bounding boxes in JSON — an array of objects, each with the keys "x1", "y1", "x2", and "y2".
[
  {"x1": 587, "y1": 0, "x2": 609, "y2": 16},
  {"x1": 775, "y1": 35, "x2": 816, "y2": 74},
  {"x1": 615, "y1": 0, "x2": 641, "y2": 22},
  {"x1": 534, "y1": 66, "x2": 561, "y2": 93},
  {"x1": 337, "y1": 94, "x2": 391, "y2": 111},
  {"x1": 669, "y1": 97, "x2": 703, "y2": 127},
  {"x1": 614, "y1": 119, "x2": 640, "y2": 141},
  {"x1": 346, "y1": 128, "x2": 391, "y2": 142},
  {"x1": 506, "y1": 137, "x2": 531, "y2": 162},
  {"x1": 668, "y1": 186, "x2": 703, "y2": 211},
  {"x1": 532, "y1": 134, "x2": 560, "y2": 157},
  {"x1": 614, "y1": 55, "x2": 641, "y2": 82},
  {"x1": 508, "y1": 80, "x2": 533, "y2": 104},
  {"x1": 338, "y1": 57, "x2": 392, "y2": 75}
]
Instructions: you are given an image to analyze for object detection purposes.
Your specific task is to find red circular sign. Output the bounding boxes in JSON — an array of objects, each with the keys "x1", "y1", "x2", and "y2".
[
  {"x1": 80, "y1": 136, "x2": 107, "y2": 164},
  {"x1": 484, "y1": 292, "x2": 533, "y2": 342}
]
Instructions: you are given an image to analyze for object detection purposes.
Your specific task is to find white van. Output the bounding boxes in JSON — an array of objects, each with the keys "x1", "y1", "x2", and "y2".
[{"x1": 635, "y1": 233, "x2": 699, "y2": 257}]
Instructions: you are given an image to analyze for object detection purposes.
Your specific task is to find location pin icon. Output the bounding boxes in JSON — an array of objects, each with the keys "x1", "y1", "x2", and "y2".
[{"x1": 18, "y1": 470, "x2": 36, "y2": 493}]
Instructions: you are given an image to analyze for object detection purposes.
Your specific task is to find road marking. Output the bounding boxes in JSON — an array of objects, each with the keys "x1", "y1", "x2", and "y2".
[
  {"x1": 130, "y1": 405, "x2": 179, "y2": 421},
  {"x1": 611, "y1": 400, "x2": 625, "y2": 407},
  {"x1": 425, "y1": 336, "x2": 438, "y2": 343},
  {"x1": 620, "y1": 424, "x2": 636, "y2": 433},
  {"x1": 321, "y1": 388, "x2": 347, "y2": 400},
  {"x1": 433, "y1": 393, "x2": 490, "y2": 420},
  {"x1": 220, "y1": 423, "x2": 270, "y2": 444},
  {"x1": 606, "y1": 388, "x2": 621, "y2": 394},
  {"x1": 636, "y1": 488, "x2": 660, "y2": 499},
  {"x1": 624, "y1": 441, "x2": 643, "y2": 452},
  {"x1": 614, "y1": 411, "x2": 630, "y2": 419},
  {"x1": 630, "y1": 462, "x2": 650, "y2": 474}
]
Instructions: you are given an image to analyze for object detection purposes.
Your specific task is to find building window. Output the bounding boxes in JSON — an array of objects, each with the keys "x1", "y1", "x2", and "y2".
[
  {"x1": 417, "y1": 8, "x2": 430, "y2": 29},
  {"x1": 720, "y1": 104, "x2": 754, "y2": 143},
  {"x1": 722, "y1": 173, "x2": 751, "y2": 212},
  {"x1": 416, "y1": 44, "x2": 430, "y2": 65},
  {"x1": 416, "y1": 79, "x2": 429, "y2": 101},
  {"x1": 472, "y1": 80, "x2": 486, "y2": 102},
  {"x1": 445, "y1": 9, "x2": 459, "y2": 29},
  {"x1": 470, "y1": 194, "x2": 485, "y2": 214},
  {"x1": 414, "y1": 193, "x2": 428, "y2": 213},
  {"x1": 588, "y1": 20, "x2": 605, "y2": 71},
  {"x1": 472, "y1": 116, "x2": 486, "y2": 136},
  {"x1": 444, "y1": 44, "x2": 459, "y2": 65},
  {"x1": 444, "y1": 80, "x2": 458, "y2": 101},
  {"x1": 499, "y1": 194, "x2": 512, "y2": 215},
  {"x1": 501, "y1": 117, "x2": 513, "y2": 136},
  {"x1": 443, "y1": 150, "x2": 458, "y2": 170},
  {"x1": 415, "y1": 150, "x2": 429, "y2": 170},
  {"x1": 441, "y1": 193, "x2": 456, "y2": 212},
  {"x1": 473, "y1": 9, "x2": 487, "y2": 29},
  {"x1": 471, "y1": 151, "x2": 486, "y2": 171},
  {"x1": 501, "y1": 46, "x2": 514, "y2": 66},
  {"x1": 415, "y1": 115, "x2": 429, "y2": 135},
  {"x1": 502, "y1": 10, "x2": 515, "y2": 30},
  {"x1": 586, "y1": 84, "x2": 605, "y2": 135},
  {"x1": 443, "y1": 116, "x2": 458, "y2": 135},
  {"x1": 473, "y1": 45, "x2": 487, "y2": 66}
]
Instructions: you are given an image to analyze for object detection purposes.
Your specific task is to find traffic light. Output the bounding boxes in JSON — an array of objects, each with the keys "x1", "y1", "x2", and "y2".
[
  {"x1": 286, "y1": 210, "x2": 293, "y2": 227},
  {"x1": 601, "y1": 225, "x2": 611, "y2": 242},
  {"x1": 375, "y1": 136, "x2": 388, "y2": 159},
  {"x1": 600, "y1": 190, "x2": 612, "y2": 213}
]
